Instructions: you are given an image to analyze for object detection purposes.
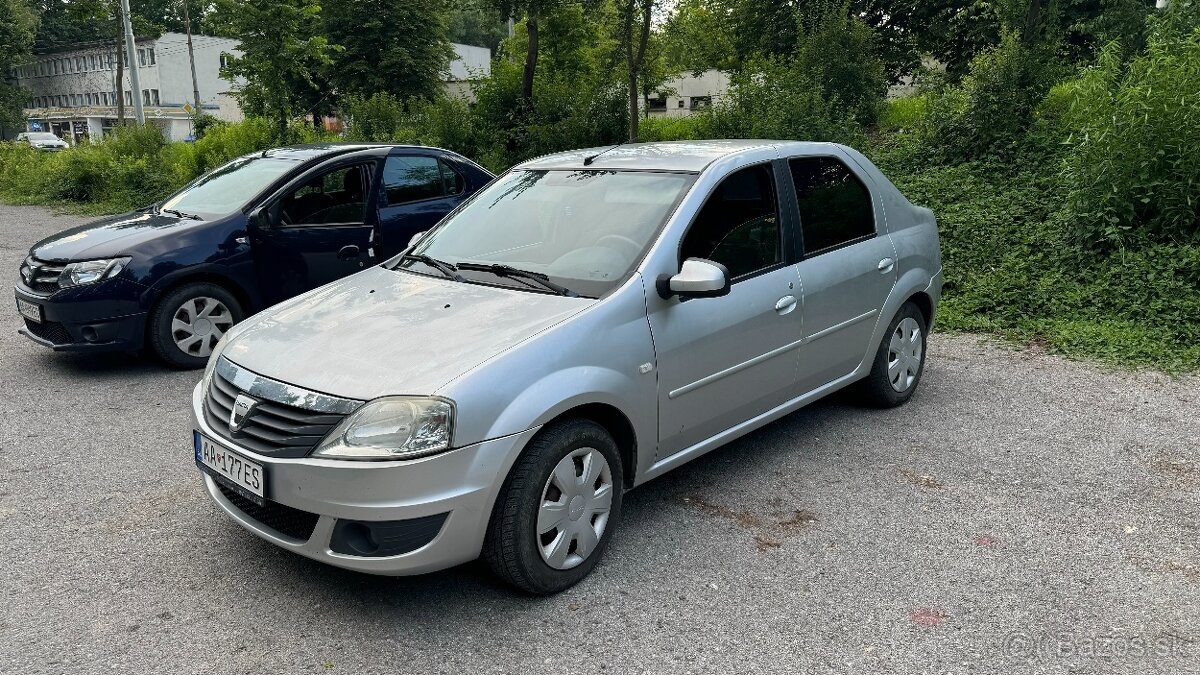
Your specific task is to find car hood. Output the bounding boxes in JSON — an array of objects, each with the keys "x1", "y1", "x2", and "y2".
[
  {"x1": 221, "y1": 266, "x2": 593, "y2": 401},
  {"x1": 30, "y1": 210, "x2": 207, "y2": 262}
]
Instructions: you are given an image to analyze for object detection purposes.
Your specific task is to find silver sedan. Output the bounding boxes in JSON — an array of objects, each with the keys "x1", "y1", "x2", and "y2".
[{"x1": 191, "y1": 140, "x2": 942, "y2": 594}]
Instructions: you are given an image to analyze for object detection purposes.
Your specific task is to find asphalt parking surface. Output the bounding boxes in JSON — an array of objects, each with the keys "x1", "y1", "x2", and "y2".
[{"x1": 1, "y1": 204, "x2": 1198, "y2": 675}]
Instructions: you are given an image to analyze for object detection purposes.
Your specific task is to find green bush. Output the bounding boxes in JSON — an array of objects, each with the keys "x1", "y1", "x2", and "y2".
[
  {"x1": 638, "y1": 115, "x2": 706, "y2": 141},
  {"x1": 918, "y1": 32, "x2": 1066, "y2": 161},
  {"x1": 1060, "y1": 11, "x2": 1200, "y2": 249},
  {"x1": 699, "y1": 56, "x2": 866, "y2": 145}
]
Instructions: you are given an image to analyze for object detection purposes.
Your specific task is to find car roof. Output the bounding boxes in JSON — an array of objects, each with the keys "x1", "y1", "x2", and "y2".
[
  {"x1": 515, "y1": 140, "x2": 847, "y2": 173},
  {"x1": 258, "y1": 143, "x2": 450, "y2": 162}
]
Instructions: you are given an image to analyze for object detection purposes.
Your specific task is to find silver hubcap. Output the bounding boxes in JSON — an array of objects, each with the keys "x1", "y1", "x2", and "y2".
[
  {"x1": 538, "y1": 447, "x2": 614, "y2": 570},
  {"x1": 888, "y1": 317, "x2": 923, "y2": 392},
  {"x1": 171, "y1": 296, "x2": 233, "y2": 357}
]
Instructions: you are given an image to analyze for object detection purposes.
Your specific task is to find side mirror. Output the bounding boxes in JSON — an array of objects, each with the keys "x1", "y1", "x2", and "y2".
[
  {"x1": 248, "y1": 205, "x2": 270, "y2": 229},
  {"x1": 657, "y1": 258, "x2": 731, "y2": 299}
]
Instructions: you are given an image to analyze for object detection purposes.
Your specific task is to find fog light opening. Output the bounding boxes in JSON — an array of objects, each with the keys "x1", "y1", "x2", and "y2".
[
  {"x1": 81, "y1": 326, "x2": 99, "y2": 342},
  {"x1": 341, "y1": 522, "x2": 379, "y2": 555}
]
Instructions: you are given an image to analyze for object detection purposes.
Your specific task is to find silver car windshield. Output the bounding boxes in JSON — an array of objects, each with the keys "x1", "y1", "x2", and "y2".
[
  {"x1": 399, "y1": 169, "x2": 697, "y2": 298},
  {"x1": 159, "y1": 156, "x2": 300, "y2": 220}
]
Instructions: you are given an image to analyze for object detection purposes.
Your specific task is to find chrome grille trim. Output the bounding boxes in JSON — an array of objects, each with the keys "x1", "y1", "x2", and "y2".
[{"x1": 214, "y1": 356, "x2": 363, "y2": 415}]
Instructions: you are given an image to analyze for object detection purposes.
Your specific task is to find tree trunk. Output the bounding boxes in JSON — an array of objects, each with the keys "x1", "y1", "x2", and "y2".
[
  {"x1": 312, "y1": 111, "x2": 322, "y2": 130},
  {"x1": 1022, "y1": 0, "x2": 1043, "y2": 47},
  {"x1": 521, "y1": 13, "x2": 539, "y2": 112},
  {"x1": 625, "y1": 0, "x2": 653, "y2": 142},
  {"x1": 114, "y1": 10, "x2": 125, "y2": 126}
]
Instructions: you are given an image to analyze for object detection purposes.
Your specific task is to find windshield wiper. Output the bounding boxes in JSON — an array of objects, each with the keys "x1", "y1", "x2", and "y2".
[
  {"x1": 394, "y1": 253, "x2": 464, "y2": 281},
  {"x1": 161, "y1": 208, "x2": 202, "y2": 220},
  {"x1": 457, "y1": 263, "x2": 578, "y2": 297}
]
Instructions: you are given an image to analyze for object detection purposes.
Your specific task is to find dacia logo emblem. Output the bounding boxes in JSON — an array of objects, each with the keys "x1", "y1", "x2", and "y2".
[{"x1": 229, "y1": 393, "x2": 258, "y2": 433}]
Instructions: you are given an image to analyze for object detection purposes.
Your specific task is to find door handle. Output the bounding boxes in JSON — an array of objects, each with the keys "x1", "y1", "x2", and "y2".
[
  {"x1": 878, "y1": 257, "x2": 894, "y2": 273},
  {"x1": 337, "y1": 244, "x2": 361, "y2": 261},
  {"x1": 774, "y1": 295, "x2": 797, "y2": 313}
]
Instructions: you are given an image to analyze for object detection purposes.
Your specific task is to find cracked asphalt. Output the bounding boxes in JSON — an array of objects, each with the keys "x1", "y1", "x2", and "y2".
[{"x1": 1, "y1": 204, "x2": 1198, "y2": 674}]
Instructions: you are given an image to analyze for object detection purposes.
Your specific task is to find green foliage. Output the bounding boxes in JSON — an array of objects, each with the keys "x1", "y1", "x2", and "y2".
[
  {"x1": 0, "y1": 0, "x2": 37, "y2": 130},
  {"x1": 322, "y1": 0, "x2": 454, "y2": 101},
  {"x1": 699, "y1": 56, "x2": 866, "y2": 146},
  {"x1": 1061, "y1": 9, "x2": 1200, "y2": 249},
  {"x1": 793, "y1": 7, "x2": 888, "y2": 125},
  {"x1": 917, "y1": 32, "x2": 1066, "y2": 161},
  {"x1": 214, "y1": 0, "x2": 338, "y2": 140},
  {"x1": 877, "y1": 94, "x2": 928, "y2": 132}
]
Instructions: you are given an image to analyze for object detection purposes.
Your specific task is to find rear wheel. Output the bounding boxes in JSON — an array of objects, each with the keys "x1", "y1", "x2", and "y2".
[
  {"x1": 856, "y1": 301, "x2": 927, "y2": 407},
  {"x1": 147, "y1": 282, "x2": 242, "y2": 369},
  {"x1": 483, "y1": 419, "x2": 623, "y2": 595}
]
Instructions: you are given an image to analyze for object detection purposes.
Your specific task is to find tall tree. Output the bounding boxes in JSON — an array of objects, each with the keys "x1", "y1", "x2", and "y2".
[
  {"x1": 489, "y1": 0, "x2": 569, "y2": 111},
  {"x1": 321, "y1": 0, "x2": 454, "y2": 102},
  {"x1": 0, "y1": 0, "x2": 38, "y2": 133},
  {"x1": 214, "y1": 0, "x2": 336, "y2": 139},
  {"x1": 619, "y1": 0, "x2": 654, "y2": 140}
]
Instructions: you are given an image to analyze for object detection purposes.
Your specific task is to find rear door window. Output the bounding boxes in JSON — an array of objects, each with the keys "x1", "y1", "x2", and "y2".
[
  {"x1": 382, "y1": 155, "x2": 464, "y2": 206},
  {"x1": 788, "y1": 157, "x2": 875, "y2": 256}
]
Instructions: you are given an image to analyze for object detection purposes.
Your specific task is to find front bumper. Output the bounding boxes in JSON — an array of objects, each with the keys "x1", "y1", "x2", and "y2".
[
  {"x1": 14, "y1": 281, "x2": 147, "y2": 352},
  {"x1": 191, "y1": 382, "x2": 538, "y2": 575}
]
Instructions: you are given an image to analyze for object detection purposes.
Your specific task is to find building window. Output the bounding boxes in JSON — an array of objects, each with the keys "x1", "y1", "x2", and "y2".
[
  {"x1": 220, "y1": 53, "x2": 234, "y2": 69},
  {"x1": 677, "y1": 99, "x2": 685, "y2": 108},
  {"x1": 89, "y1": 55, "x2": 97, "y2": 70},
  {"x1": 124, "y1": 90, "x2": 132, "y2": 106},
  {"x1": 138, "y1": 49, "x2": 146, "y2": 67},
  {"x1": 690, "y1": 96, "x2": 711, "y2": 109},
  {"x1": 647, "y1": 93, "x2": 667, "y2": 111},
  {"x1": 76, "y1": 57, "x2": 84, "y2": 71},
  {"x1": 151, "y1": 89, "x2": 160, "y2": 105},
  {"x1": 147, "y1": 48, "x2": 155, "y2": 65}
]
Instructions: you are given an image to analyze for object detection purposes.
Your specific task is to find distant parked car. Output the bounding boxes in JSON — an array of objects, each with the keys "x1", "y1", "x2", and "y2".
[
  {"x1": 14, "y1": 143, "x2": 493, "y2": 368},
  {"x1": 16, "y1": 131, "x2": 69, "y2": 151},
  {"x1": 192, "y1": 140, "x2": 942, "y2": 594}
]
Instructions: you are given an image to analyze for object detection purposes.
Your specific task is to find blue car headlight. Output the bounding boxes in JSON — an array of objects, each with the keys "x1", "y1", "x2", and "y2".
[{"x1": 58, "y1": 257, "x2": 131, "y2": 289}]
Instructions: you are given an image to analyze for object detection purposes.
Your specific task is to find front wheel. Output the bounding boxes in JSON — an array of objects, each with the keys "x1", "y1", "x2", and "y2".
[
  {"x1": 483, "y1": 419, "x2": 623, "y2": 595},
  {"x1": 855, "y1": 301, "x2": 928, "y2": 407},
  {"x1": 147, "y1": 282, "x2": 243, "y2": 369}
]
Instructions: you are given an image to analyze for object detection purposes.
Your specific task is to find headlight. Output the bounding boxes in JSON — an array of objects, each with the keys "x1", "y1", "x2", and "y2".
[
  {"x1": 200, "y1": 334, "x2": 228, "y2": 392},
  {"x1": 59, "y1": 257, "x2": 131, "y2": 288},
  {"x1": 313, "y1": 396, "x2": 454, "y2": 461}
]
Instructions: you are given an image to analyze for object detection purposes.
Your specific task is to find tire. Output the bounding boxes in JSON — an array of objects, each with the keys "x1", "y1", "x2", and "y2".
[
  {"x1": 855, "y1": 301, "x2": 928, "y2": 408},
  {"x1": 483, "y1": 419, "x2": 624, "y2": 595},
  {"x1": 147, "y1": 282, "x2": 243, "y2": 370}
]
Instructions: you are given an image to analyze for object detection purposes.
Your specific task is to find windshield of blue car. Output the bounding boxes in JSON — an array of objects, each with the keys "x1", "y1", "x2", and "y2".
[
  {"x1": 158, "y1": 156, "x2": 300, "y2": 220},
  {"x1": 396, "y1": 169, "x2": 697, "y2": 298}
]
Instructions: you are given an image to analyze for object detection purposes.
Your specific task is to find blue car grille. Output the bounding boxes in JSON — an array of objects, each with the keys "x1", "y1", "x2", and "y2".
[{"x1": 19, "y1": 256, "x2": 65, "y2": 294}]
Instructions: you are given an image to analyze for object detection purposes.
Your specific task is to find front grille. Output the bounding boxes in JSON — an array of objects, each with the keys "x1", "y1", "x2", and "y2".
[
  {"x1": 19, "y1": 256, "x2": 65, "y2": 294},
  {"x1": 23, "y1": 318, "x2": 72, "y2": 345},
  {"x1": 214, "y1": 481, "x2": 320, "y2": 541},
  {"x1": 204, "y1": 371, "x2": 347, "y2": 458}
]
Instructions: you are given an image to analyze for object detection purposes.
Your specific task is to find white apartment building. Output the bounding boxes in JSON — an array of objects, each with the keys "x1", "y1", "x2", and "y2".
[{"x1": 9, "y1": 32, "x2": 243, "y2": 143}]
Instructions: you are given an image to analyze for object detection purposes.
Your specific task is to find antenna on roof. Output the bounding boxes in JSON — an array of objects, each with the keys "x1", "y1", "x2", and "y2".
[{"x1": 582, "y1": 139, "x2": 631, "y2": 166}]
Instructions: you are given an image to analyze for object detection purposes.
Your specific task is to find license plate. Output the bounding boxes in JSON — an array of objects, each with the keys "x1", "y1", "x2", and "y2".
[
  {"x1": 16, "y1": 297, "x2": 41, "y2": 323},
  {"x1": 194, "y1": 431, "x2": 266, "y2": 505}
]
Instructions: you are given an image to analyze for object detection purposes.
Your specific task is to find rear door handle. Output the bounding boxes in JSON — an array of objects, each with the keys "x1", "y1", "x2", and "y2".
[
  {"x1": 878, "y1": 257, "x2": 894, "y2": 273},
  {"x1": 774, "y1": 295, "x2": 797, "y2": 314}
]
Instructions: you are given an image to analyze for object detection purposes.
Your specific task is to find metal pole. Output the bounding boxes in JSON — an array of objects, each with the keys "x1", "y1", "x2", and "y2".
[
  {"x1": 119, "y1": 0, "x2": 145, "y2": 124},
  {"x1": 183, "y1": 0, "x2": 202, "y2": 112}
]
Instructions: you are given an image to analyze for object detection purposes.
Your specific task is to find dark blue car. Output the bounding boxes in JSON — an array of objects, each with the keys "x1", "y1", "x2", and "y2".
[{"x1": 14, "y1": 143, "x2": 493, "y2": 368}]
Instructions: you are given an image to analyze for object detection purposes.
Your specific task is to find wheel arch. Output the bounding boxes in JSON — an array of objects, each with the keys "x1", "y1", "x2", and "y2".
[{"x1": 540, "y1": 403, "x2": 638, "y2": 490}]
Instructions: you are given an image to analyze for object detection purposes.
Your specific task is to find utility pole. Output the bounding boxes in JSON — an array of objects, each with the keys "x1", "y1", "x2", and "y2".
[
  {"x1": 182, "y1": 0, "x2": 201, "y2": 113},
  {"x1": 119, "y1": 0, "x2": 145, "y2": 124}
]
